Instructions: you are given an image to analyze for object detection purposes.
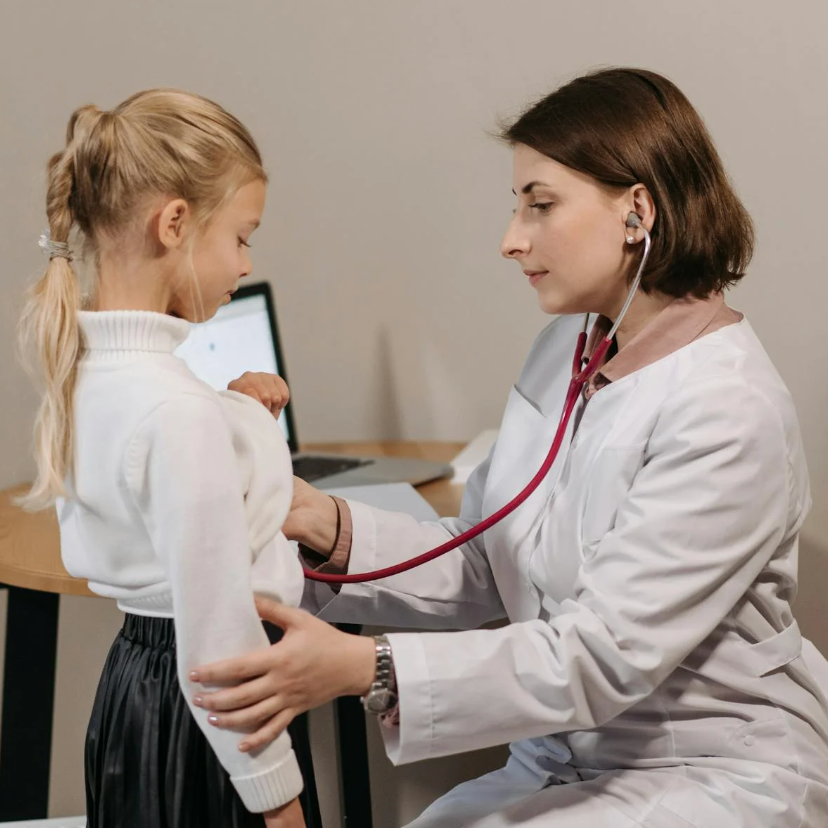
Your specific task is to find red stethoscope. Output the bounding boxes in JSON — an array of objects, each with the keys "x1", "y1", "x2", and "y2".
[{"x1": 304, "y1": 214, "x2": 651, "y2": 585}]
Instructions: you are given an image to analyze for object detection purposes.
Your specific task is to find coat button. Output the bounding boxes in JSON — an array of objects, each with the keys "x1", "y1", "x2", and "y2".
[{"x1": 744, "y1": 735, "x2": 755, "y2": 747}]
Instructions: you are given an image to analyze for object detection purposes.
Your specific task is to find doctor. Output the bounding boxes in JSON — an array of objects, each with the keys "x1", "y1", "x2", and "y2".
[{"x1": 192, "y1": 68, "x2": 828, "y2": 827}]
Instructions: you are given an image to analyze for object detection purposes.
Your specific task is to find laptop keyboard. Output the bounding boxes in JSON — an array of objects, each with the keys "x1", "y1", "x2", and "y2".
[{"x1": 292, "y1": 455, "x2": 374, "y2": 483}]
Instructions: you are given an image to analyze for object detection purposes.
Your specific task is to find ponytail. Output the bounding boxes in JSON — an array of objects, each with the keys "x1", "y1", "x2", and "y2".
[{"x1": 18, "y1": 146, "x2": 85, "y2": 510}]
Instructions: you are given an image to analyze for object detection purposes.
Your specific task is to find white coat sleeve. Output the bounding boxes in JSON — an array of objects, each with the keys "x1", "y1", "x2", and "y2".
[
  {"x1": 125, "y1": 395, "x2": 303, "y2": 812},
  {"x1": 302, "y1": 446, "x2": 506, "y2": 630},
  {"x1": 381, "y1": 376, "x2": 801, "y2": 764}
]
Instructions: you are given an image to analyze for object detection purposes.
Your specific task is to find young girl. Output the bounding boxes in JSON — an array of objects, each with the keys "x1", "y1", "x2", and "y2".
[{"x1": 19, "y1": 89, "x2": 323, "y2": 828}]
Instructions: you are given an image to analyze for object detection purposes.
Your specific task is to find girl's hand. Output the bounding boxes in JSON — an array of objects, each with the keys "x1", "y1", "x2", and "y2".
[
  {"x1": 264, "y1": 797, "x2": 306, "y2": 828},
  {"x1": 228, "y1": 372, "x2": 290, "y2": 417},
  {"x1": 191, "y1": 599, "x2": 376, "y2": 753}
]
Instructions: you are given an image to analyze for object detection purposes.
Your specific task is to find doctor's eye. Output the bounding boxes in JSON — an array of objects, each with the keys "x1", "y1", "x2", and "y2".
[
  {"x1": 238, "y1": 238, "x2": 251, "y2": 248},
  {"x1": 529, "y1": 202, "x2": 553, "y2": 214}
]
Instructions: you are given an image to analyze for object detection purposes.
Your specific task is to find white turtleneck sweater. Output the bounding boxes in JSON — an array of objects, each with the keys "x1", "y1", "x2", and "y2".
[{"x1": 58, "y1": 310, "x2": 305, "y2": 813}]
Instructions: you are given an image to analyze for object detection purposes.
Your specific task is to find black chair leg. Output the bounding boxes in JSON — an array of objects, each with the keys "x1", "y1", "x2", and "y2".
[
  {"x1": 0, "y1": 585, "x2": 60, "y2": 821},
  {"x1": 334, "y1": 624, "x2": 373, "y2": 828},
  {"x1": 265, "y1": 621, "x2": 324, "y2": 827},
  {"x1": 287, "y1": 712, "x2": 323, "y2": 827}
]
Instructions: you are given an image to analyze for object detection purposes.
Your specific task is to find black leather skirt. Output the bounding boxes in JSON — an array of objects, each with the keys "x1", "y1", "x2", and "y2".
[{"x1": 85, "y1": 613, "x2": 322, "y2": 828}]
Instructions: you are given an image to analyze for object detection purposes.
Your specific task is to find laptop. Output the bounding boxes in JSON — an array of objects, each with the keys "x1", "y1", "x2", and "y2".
[{"x1": 174, "y1": 282, "x2": 453, "y2": 489}]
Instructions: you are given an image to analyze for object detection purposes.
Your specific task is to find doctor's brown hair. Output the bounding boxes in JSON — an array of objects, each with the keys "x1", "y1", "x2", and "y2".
[{"x1": 500, "y1": 68, "x2": 754, "y2": 298}]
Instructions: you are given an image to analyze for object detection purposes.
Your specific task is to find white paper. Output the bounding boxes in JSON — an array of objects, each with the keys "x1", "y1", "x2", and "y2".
[
  {"x1": 325, "y1": 482, "x2": 439, "y2": 521},
  {"x1": 450, "y1": 429, "x2": 499, "y2": 484}
]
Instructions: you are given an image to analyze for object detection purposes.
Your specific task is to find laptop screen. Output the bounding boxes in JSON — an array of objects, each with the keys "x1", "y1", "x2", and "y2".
[{"x1": 174, "y1": 290, "x2": 294, "y2": 445}]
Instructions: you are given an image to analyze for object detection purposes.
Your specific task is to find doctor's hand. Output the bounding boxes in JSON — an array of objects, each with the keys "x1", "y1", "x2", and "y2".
[
  {"x1": 190, "y1": 598, "x2": 376, "y2": 753},
  {"x1": 228, "y1": 371, "x2": 290, "y2": 417},
  {"x1": 282, "y1": 476, "x2": 339, "y2": 554}
]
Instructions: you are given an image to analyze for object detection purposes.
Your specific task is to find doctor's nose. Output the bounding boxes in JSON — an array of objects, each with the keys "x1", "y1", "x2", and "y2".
[{"x1": 501, "y1": 219, "x2": 530, "y2": 259}]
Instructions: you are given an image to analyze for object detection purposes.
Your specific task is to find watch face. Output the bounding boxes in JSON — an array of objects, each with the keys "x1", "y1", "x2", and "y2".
[{"x1": 365, "y1": 688, "x2": 396, "y2": 715}]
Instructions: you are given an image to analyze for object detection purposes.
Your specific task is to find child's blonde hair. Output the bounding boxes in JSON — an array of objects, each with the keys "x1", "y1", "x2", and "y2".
[{"x1": 19, "y1": 89, "x2": 267, "y2": 510}]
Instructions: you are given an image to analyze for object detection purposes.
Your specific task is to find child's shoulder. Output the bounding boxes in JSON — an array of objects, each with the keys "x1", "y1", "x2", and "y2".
[
  {"x1": 75, "y1": 355, "x2": 220, "y2": 432},
  {"x1": 131, "y1": 371, "x2": 285, "y2": 450},
  {"x1": 112, "y1": 360, "x2": 226, "y2": 439},
  {"x1": 136, "y1": 359, "x2": 218, "y2": 404}
]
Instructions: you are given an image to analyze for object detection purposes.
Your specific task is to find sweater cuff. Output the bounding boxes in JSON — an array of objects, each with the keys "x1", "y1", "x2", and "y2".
[
  {"x1": 316, "y1": 496, "x2": 353, "y2": 574},
  {"x1": 298, "y1": 496, "x2": 353, "y2": 574},
  {"x1": 230, "y1": 747, "x2": 304, "y2": 813},
  {"x1": 299, "y1": 496, "x2": 353, "y2": 594}
]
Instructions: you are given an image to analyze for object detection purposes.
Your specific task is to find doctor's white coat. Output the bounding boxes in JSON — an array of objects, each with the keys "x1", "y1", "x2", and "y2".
[{"x1": 303, "y1": 314, "x2": 828, "y2": 827}]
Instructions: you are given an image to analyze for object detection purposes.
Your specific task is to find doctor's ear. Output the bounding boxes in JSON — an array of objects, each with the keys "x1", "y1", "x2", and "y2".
[{"x1": 624, "y1": 185, "x2": 655, "y2": 244}]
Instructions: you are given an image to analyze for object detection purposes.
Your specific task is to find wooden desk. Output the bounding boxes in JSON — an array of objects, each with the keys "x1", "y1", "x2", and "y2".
[{"x1": 0, "y1": 441, "x2": 465, "y2": 822}]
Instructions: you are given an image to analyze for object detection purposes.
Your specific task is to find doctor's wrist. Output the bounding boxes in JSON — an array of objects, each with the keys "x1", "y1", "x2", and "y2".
[
  {"x1": 346, "y1": 633, "x2": 378, "y2": 697},
  {"x1": 292, "y1": 494, "x2": 339, "y2": 556}
]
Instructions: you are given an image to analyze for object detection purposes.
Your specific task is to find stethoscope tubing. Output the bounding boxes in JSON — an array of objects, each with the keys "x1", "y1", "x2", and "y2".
[{"x1": 303, "y1": 223, "x2": 651, "y2": 584}]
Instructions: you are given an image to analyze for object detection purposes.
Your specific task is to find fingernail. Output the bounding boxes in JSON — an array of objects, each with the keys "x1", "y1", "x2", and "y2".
[
  {"x1": 239, "y1": 742, "x2": 250, "y2": 752},
  {"x1": 193, "y1": 696, "x2": 204, "y2": 707},
  {"x1": 189, "y1": 671, "x2": 201, "y2": 681},
  {"x1": 208, "y1": 715, "x2": 221, "y2": 726}
]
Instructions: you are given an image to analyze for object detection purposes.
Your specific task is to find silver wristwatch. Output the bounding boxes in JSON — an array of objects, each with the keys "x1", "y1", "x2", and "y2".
[{"x1": 361, "y1": 634, "x2": 398, "y2": 715}]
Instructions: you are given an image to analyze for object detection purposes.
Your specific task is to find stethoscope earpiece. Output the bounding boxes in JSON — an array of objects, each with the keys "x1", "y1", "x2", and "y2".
[{"x1": 625, "y1": 212, "x2": 643, "y2": 245}]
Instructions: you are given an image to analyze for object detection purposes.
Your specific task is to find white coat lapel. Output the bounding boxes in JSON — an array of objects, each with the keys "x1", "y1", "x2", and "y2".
[{"x1": 482, "y1": 315, "x2": 585, "y2": 621}]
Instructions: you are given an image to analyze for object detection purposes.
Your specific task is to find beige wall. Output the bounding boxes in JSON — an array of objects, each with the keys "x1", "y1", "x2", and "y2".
[{"x1": 1, "y1": 0, "x2": 827, "y2": 823}]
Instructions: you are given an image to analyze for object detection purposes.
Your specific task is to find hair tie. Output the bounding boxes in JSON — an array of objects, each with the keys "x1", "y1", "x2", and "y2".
[{"x1": 38, "y1": 228, "x2": 72, "y2": 262}]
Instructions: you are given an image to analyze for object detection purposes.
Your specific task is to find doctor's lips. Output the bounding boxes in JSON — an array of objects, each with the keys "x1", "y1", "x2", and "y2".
[{"x1": 523, "y1": 269, "x2": 548, "y2": 286}]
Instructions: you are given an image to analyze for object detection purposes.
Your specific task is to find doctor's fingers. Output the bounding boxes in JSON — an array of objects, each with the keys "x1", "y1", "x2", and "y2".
[
  {"x1": 206, "y1": 693, "x2": 288, "y2": 732},
  {"x1": 191, "y1": 646, "x2": 279, "y2": 685},
  {"x1": 195, "y1": 673, "x2": 276, "y2": 712},
  {"x1": 240, "y1": 708, "x2": 298, "y2": 754}
]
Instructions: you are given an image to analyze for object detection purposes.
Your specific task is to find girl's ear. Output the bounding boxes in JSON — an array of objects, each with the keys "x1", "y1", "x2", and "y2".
[{"x1": 155, "y1": 198, "x2": 191, "y2": 250}]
